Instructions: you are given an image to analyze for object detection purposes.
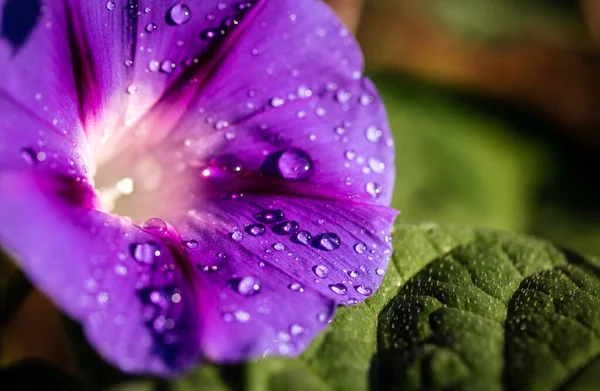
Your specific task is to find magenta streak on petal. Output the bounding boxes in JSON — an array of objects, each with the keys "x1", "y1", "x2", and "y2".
[{"x1": 127, "y1": 0, "x2": 268, "y2": 148}]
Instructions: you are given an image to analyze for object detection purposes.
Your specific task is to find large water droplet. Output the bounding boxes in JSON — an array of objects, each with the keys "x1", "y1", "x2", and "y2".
[
  {"x1": 276, "y1": 148, "x2": 313, "y2": 181},
  {"x1": 368, "y1": 157, "x2": 385, "y2": 174},
  {"x1": 292, "y1": 230, "x2": 312, "y2": 245},
  {"x1": 354, "y1": 242, "x2": 367, "y2": 254},
  {"x1": 273, "y1": 242, "x2": 286, "y2": 251},
  {"x1": 236, "y1": 276, "x2": 261, "y2": 296},
  {"x1": 290, "y1": 324, "x2": 304, "y2": 336},
  {"x1": 355, "y1": 285, "x2": 373, "y2": 296},
  {"x1": 273, "y1": 220, "x2": 299, "y2": 235},
  {"x1": 270, "y1": 97, "x2": 285, "y2": 107},
  {"x1": 313, "y1": 265, "x2": 329, "y2": 278},
  {"x1": 289, "y1": 282, "x2": 304, "y2": 292},
  {"x1": 316, "y1": 233, "x2": 341, "y2": 251},
  {"x1": 246, "y1": 224, "x2": 266, "y2": 237},
  {"x1": 365, "y1": 182, "x2": 381, "y2": 199},
  {"x1": 106, "y1": 1, "x2": 116, "y2": 11},
  {"x1": 234, "y1": 310, "x2": 250, "y2": 323},
  {"x1": 132, "y1": 242, "x2": 160, "y2": 264},
  {"x1": 365, "y1": 125, "x2": 383, "y2": 143},
  {"x1": 376, "y1": 268, "x2": 385, "y2": 276},
  {"x1": 167, "y1": 3, "x2": 192, "y2": 25},
  {"x1": 160, "y1": 60, "x2": 176, "y2": 74},
  {"x1": 143, "y1": 218, "x2": 168, "y2": 234},
  {"x1": 254, "y1": 209, "x2": 284, "y2": 223},
  {"x1": 182, "y1": 239, "x2": 199, "y2": 249},
  {"x1": 329, "y1": 283, "x2": 347, "y2": 295},
  {"x1": 230, "y1": 231, "x2": 243, "y2": 242},
  {"x1": 145, "y1": 22, "x2": 157, "y2": 33}
]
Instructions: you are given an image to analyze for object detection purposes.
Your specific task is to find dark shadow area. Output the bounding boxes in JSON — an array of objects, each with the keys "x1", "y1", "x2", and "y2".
[{"x1": 1, "y1": 0, "x2": 41, "y2": 52}]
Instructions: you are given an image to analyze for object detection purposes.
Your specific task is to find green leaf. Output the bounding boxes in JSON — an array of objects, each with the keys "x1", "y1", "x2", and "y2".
[{"x1": 166, "y1": 223, "x2": 600, "y2": 391}]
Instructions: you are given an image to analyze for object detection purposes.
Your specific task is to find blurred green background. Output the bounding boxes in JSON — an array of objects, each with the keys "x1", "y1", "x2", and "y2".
[{"x1": 328, "y1": 0, "x2": 600, "y2": 256}]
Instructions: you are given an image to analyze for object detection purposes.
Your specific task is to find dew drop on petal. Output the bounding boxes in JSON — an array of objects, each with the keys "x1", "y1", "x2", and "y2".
[
  {"x1": 277, "y1": 148, "x2": 313, "y2": 181},
  {"x1": 106, "y1": 1, "x2": 116, "y2": 11},
  {"x1": 289, "y1": 282, "x2": 303, "y2": 292},
  {"x1": 313, "y1": 265, "x2": 329, "y2": 278},
  {"x1": 270, "y1": 97, "x2": 285, "y2": 107},
  {"x1": 167, "y1": 3, "x2": 192, "y2": 25},
  {"x1": 329, "y1": 283, "x2": 347, "y2": 295},
  {"x1": 317, "y1": 233, "x2": 341, "y2": 251},
  {"x1": 182, "y1": 239, "x2": 199, "y2": 249},
  {"x1": 145, "y1": 23, "x2": 157, "y2": 33},
  {"x1": 273, "y1": 220, "x2": 299, "y2": 235},
  {"x1": 21, "y1": 148, "x2": 36, "y2": 166},
  {"x1": 143, "y1": 218, "x2": 168, "y2": 234},
  {"x1": 365, "y1": 125, "x2": 383, "y2": 143},
  {"x1": 236, "y1": 276, "x2": 261, "y2": 296},
  {"x1": 230, "y1": 231, "x2": 243, "y2": 242},
  {"x1": 348, "y1": 270, "x2": 358, "y2": 278},
  {"x1": 354, "y1": 242, "x2": 367, "y2": 254},
  {"x1": 148, "y1": 60, "x2": 160, "y2": 72},
  {"x1": 246, "y1": 224, "x2": 266, "y2": 237},
  {"x1": 355, "y1": 285, "x2": 373, "y2": 296},
  {"x1": 254, "y1": 209, "x2": 284, "y2": 223},
  {"x1": 344, "y1": 150, "x2": 357, "y2": 161},
  {"x1": 160, "y1": 60, "x2": 176, "y2": 74},
  {"x1": 290, "y1": 324, "x2": 304, "y2": 336},
  {"x1": 366, "y1": 182, "x2": 381, "y2": 199},
  {"x1": 234, "y1": 310, "x2": 250, "y2": 323},
  {"x1": 273, "y1": 243, "x2": 286, "y2": 251},
  {"x1": 368, "y1": 157, "x2": 385, "y2": 174},
  {"x1": 292, "y1": 230, "x2": 312, "y2": 245},
  {"x1": 132, "y1": 242, "x2": 160, "y2": 264},
  {"x1": 376, "y1": 268, "x2": 385, "y2": 276}
]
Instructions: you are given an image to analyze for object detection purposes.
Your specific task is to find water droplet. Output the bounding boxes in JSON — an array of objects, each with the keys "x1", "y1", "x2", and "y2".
[
  {"x1": 124, "y1": 59, "x2": 133, "y2": 67},
  {"x1": 182, "y1": 239, "x2": 199, "y2": 249},
  {"x1": 316, "y1": 233, "x2": 341, "y2": 251},
  {"x1": 106, "y1": 1, "x2": 116, "y2": 11},
  {"x1": 365, "y1": 126, "x2": 383, "y2": 143},
  {"x1": 355, "y1": 285, "x2": 373, "y2": 296},
  {"x1": 368, "y1": 157, "x2": 385, "y2": 174},
  {"x1": 290, "y1": 324, "x2": 304, "y2": 336},
  {"x1": 160, "y1": 60, "x2": 176, "y2": 74},
  {"x1": 132, "y1": 242, "x2": 160, "y2": 264},
  {"x1": 21, "y1": 148, "x2": 36, "y2": 165},
  {"x1": 292, "y1": 230, "x2": 312, "y2": 245},
  {"x1": 344, "y1": 150, "x2": 357, "y2": 160},
  {"x1": 36, "y1": 152, "x2": 47, "y2": 162},
  {"x1": 246, "y1": 224, "x2": 266, "y2": 236},
  {"x1": 335, "y1": 89, "x2": 351, "y2": 104},
  {"x1": 148, "y1": 60, "x2": 160, "y2": 72},
  {"x1": 313, "y1": 265, "x2": 329, "y2": 278},
  {"x1": 217, "y1": 252, "x2": 227, "y2": 258},
  {"x1": 289, "y1": 282, "x2": 304, "y2": 292},
  {"x1": 200, "y1": 28, "x2": 218, "y2": 40},
  {"x1": 366, "y1": 182, "x2": 381, "y2": 199},
  {"x1": 167, "y1": 3, "x2": 192, "y2": 25},
  {"x1": 114, "y1": 264, "x2": 128, "y2": 276},
  {"x1": 126, "y1": 84, "x2": 137, "y2": 94},
  {"x1": 354, "y1": 243, "x2": 367, "y2": 254},
  {"x1": 145, "y1": 22, "x2": 157, "y2": 33},
  {"x1": 143, "y1": 218, "x2": 167, "y2": 234},
  {"x1": 236, "y1": 276, "x2": 261, "y2": 296},
  {"x1": 329, "y1": 283, "x2": 347, "y2": 295},
  {"x1": 273, "y1": 243, "x2": 286, "y2": 251},
  {"x1": 317, "y1": 313, "x2": 330, "y2": 323},
  {"x1": 230, "y1": 231, "x2": 243, "y2": 242},
  {"x1": 254, "y1": 209, "x2": 284, "y2": 223},
  {"x1": 276, "y1": 148, "x2": 313, "y2": 181},
  {"x1": 360, "y1": 94, "x2": 374, "y2": 106},
  {"x1": 348, "y1": 270, "x2": 358, "y2": 278},
  {"x1": 234, "y1": 310, "x2": 250, "y2": 323},
  {"x1": 97, "y1": 291, "x2": 112, "y2": 304},
  {"x1": 376, "y1": 268, "x2": 385, "y2": 276},
  {"x1": 273, "y1": 220, "x2": 299, "y2": 235},
  {"x1": 270, "y1": 97, "x2": 285, "y2": 107}
]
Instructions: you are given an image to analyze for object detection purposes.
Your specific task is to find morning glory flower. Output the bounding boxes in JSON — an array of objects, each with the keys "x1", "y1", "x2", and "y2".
[{"x1": 0, "y1": 0, "x2": 397, "y2": 376}]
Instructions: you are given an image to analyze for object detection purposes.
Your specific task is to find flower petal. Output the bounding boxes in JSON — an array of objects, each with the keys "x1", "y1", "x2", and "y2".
[
  {"x1": 155, "y1": 0, "x2": 395, "y2": 204},
  {"x1": 0, "y1": 171, "x2": 200, "y2": 375},
  {"x1": 174, "y1": 192, "x2": 397, "y2": 361}
]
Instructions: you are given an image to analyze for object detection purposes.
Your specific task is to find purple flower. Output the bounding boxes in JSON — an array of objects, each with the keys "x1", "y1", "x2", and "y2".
[{"x1": 0, "y1": 0, "x2": 397, "y2": 376}]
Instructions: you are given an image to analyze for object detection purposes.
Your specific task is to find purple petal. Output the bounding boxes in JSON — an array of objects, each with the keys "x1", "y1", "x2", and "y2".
[
  {"x1": 0, "y1": 171, "x2": 200, "y2": 375},
  {"x1": 176, "y1": 193, "x2": 397, "y2": 361},
  {"x1": 147, "y1": 0, "x2": 395, "y2": 204}
]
